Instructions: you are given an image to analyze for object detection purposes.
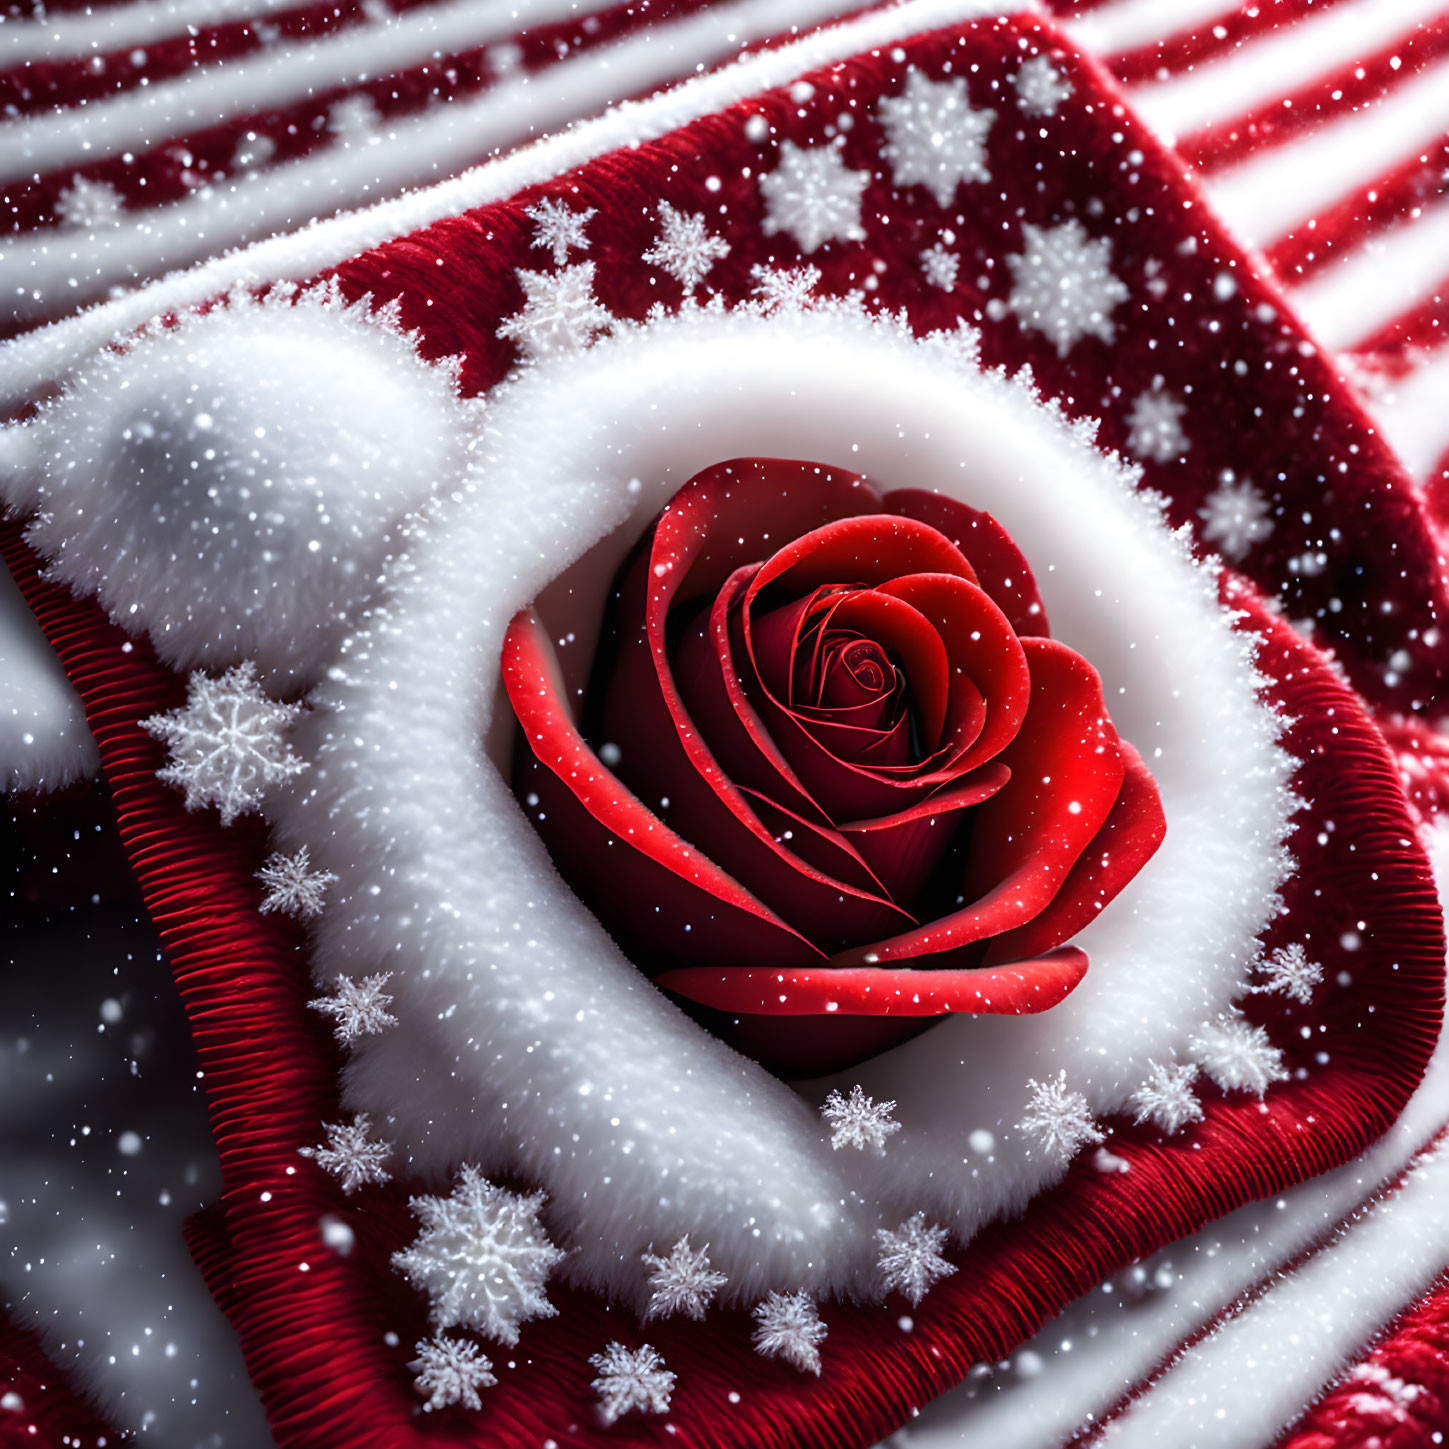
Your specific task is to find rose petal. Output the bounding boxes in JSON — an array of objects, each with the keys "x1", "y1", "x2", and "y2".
[
  {"x1": 884, "y1": 489, "x2": 1050, "y2": 637},
  {"x1": 502, "y1": 609, "x2": 823, "y2": 970}
]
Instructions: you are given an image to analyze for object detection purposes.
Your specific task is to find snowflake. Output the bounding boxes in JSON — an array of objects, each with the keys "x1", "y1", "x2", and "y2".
[
  {"x1": 1129, "y1": 1060, "x2": 1204, "y2": 1135},
  {"x1": 875, "y1": 1213, "x2": 957, "y2": 1305},
  {"x1": 1006, "y1": 219, "x2": 1130, "y2": 357},
  {"x1": 643, "y1": 200, "x2": 731, "y2": 295},
  {"x1": 758, "y1": 140, "x2": 869, "y2": 255},
  {"x1": 1018, "y1": 1070, "x2": 1104, "y2": 1163},
  {"x1": 641, "y1": 1236, "x2": 727, "y2": 1321},
  {"x1": 1198, "y1": 475, "x2": 1274, "y2": 560},
  {"x1": 55, "y1": 175, "x2": 124, "y2": 231},
  {"x1": 526, "y1": 196, "x2": 596, "y2": 267},
  {"x1": 1126, "y1": 386, "x2": 1190, "y2": 463},
  {"x1": 1252, "y1": 942, "x2": 1324, "y2": 1004},
  {"x1": 752, "y1": 1290, "x2": 827, "y2": 1375},
  {"x1": 141, "y1": 663, "x2": 307, "y2": 826},
  {"x1": 328, "y1": 93, "x2": 380, "y2": 140},
  {"x1": 1015, "y1": 56, "x2": 1073, "y2": 118},
  {"x1": 410, "y1": 1334, "x2": 496, "y2": 1411},
  {"x1": 588, "y1": 1342, "x2": 675, "y2": 1424},
  {"x1": 821, "y1": 1085, "x2": 902, "y2": 1153},
  {"x1": 919, "y1": 241, "x2": 960, "y2": 290},
  {"x1": 392, "y1": 1165, "x2": 566, "y2": 1344},
  {"x1": 309, "y1": 972, "x2": 397, "y2": 1044},
  {"x1": 497, "y1": 263, "x2": 615, "y2": 361},
  {"x1": 256, "y1": 845, "x2": 337, "y2": 920},
  {"x1": 299, "y1": 1113, "x2": 392, "y2": 1194},
  {"x1": 750, "y1": 262, "x2": 821, "y2": 313},
  {"x1": 877, "y1": 67, "x2": 994, "y2": 207},
  {"x1": 1189, "y1": 1012, "x2": 1290, "y2": 1096}
]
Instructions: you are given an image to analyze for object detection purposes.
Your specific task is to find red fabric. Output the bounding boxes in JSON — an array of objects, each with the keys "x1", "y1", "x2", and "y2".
[{"x1": 0, "y1": 1312, "x2": 119, "y2": 1449}]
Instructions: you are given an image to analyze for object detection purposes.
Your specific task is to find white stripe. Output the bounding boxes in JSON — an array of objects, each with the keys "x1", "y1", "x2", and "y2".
[
  {"x1": 1, "y1": 0, "x2": 311, "y2": 68},
  {"x1": 1292, "y1": 193, "x2": 1449, "y2": 352},
  {"x1": 0, "y1": 0, "x2": 611, "y2": 185},
  {"x1": 1067, "y1": 0, "x2": 1239, "y2": 58},
  {"x1": 0, "y1": 0, "x2": 1031, "y2": 407},
  {"x1": 1367, "y1": 338, "x2": 1449, "y2": 480},
  {"x1": 1126, "y1": 0, "x2": 1447, "y2": 143},
  {"x1": 1200, "y1": 54, "x2": 1449, "y2": 244}
]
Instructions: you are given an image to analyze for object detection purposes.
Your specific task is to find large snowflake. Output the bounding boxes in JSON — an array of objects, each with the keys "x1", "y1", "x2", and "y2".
[
  {"x1": 1015, "y1": 56, "x2": 1073, "y2": 118},
  {"x1": 256, "y1": 845, "x2": 338, "y2": 920},
  {"x1": 141, "y1": 663, "x2": 306, "y2": 825},
  {"x1": 821, "y1": 1085, "x2": 901, "y2": 1153},
  {"x1": 877, "y1": 67, "x2": 994, "y2": 207},
  {"x1": 309, "y1": 972, "x2": 397, "y2": 1045},
  {"x1": 1126, "y1": 386, "x2": 1190, "y2": 463},
  {"x1": 1252, "y1": 942, "x2": 1324, "y2": 1004},
  {"x1": 752, "y1": 1290, "x2": 827, "y2": 1375},
  {"x1": 1006, "y1": 219, "x2": 1130, "y2": 357},
  {"x1": 526, "y1": 196, "x2": 596, "y2": 267},
  {"x1": 298, "y1": 1113, "x2": 393, "y2": 1195},
  {"x1": 1198, "y1": 475, "x2": 1274, "y2": 560},
  {"x1": 410, "y1": 1335, "x2": 496, "y2": 1411},
  {"x1": 758, "y1": 140, "x2": 869, "y2": 255},
  {"x1": 392, "y1": 1165, "x2": 566, "y2": 1344},
  {"x1": 1129, "y1": 1060, "x2": 1204, "y2": 1135},
  {"x1": 1018, "y1": 1070, "x2": 1104, "y2": 1163},
  {"x1": 55, "y1": 175, "x2": 125, "y2": 231},
  {"x1": 875, "y1": 1213, "x2": 957, "y2": 1305},
  {"x1": 1190, "y1": 1012, "x2": 1289, "y2": 1096},
  {"x1": 641, "y1": 1236, "x2": 727, "y2": 1322},
  {"x1": 588, "y1": 1342, "x2": 675, "y2": 1424},
  {"x1": 497, "y1": 264, "x2": 615, "y2": 360},
  {"x1": 643, "y1": 200, "x2": 731, "y2": 295}
]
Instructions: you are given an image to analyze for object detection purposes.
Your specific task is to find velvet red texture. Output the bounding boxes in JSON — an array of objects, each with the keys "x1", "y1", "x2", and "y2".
[{"x1": 0, "y1": 1312, "x2": 117, "y2": 1449}]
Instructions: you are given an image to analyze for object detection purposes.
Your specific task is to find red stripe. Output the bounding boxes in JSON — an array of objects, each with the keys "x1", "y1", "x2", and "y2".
[
  {"x1": 0, "y1": 1310, "x2": 121, "y2": 1448},
  {"x1": 1338, "y1": 265, "x2": 1449, "y2": 359}
]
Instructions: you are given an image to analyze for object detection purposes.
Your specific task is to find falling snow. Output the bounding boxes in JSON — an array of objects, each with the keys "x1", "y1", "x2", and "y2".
[
  {"x1": 410, "y1": 1335, "x2": 496, "y2": 1411},
  {"x1": 392, "y1": 1165, "x2": 565, "y2": 1344},
  {"x1": 751, "y1": 1290, "x2": 828, "y2": 1375},
  {"x1": 821, "y1": 1085, "x2": 902, "y2": 1153},
  {"x1": 54, "y1": 175, "x2": 125, "y2": 231},
  {"x1": 588, "y1": 1342, "x2": 675, "y2": 1424},
  {"x1": 875, "y1": 1213, "x2": 957, "y2": 1305},
  {"x1": 1252, "y1": 942, "x2": 1325, "y2": 1004},
  {"x1": 1198, "y1": 476, "x2": 1274, "y2": 560},
  {"x1": 526, "y1": 196, "x2": 597, "y2": 266},
  {"x1": 1189, "y1": 1012, "x2": 1290, "y2": 1096},
  {"x1": 298, "y1": 1113, "x2": 393, "y2": 1195},
  {"x1": 1015, "y1": 56, "x2": 1074, "y2": 118},
  {"x1": 1019, "y1": 1071, "x2": 1105, "y2": 1163},
  {"x1": 877, "y1": 67, "x2": 994, "y2": 207},
  {"x1": 919, "y1": 241, "x2": 961, "y2": 290},
  {"x1": 1129, "y1": 1060, "x2": 1204, "y2": 1135},
  {"x1": 1006, "y1": 219, "x2": 1129, "y2": 356},
  {"x1": 256, "y1": 845, "x2": 338, "y2": 920},
  {"x1": 641, "y1": 1236, "x2": 727, "y2": 1321},
  {"x1": 643, "y1": 200, "x2": 731, "y2": 294},
  {"x1": 1126, "y1": 386, "x2": 1190, "y2": 463},
  {"x1": 141, "y1": 663, "x2": 306, "y2": 826},
  {"x1": 309, "y1": 972, "x2": 398, "y2": 1045},
  {"x1": 327, "y1": 93, "x2": 381, "y2": 140},
  {"x1": 758, "y1": 139, "x2": 869, "y2": 254},
  {"x1": 750, "y1": 262, "x2": 822, "y2": 312},
  {"x1": 497, "y1": 264, "x2": 615, "y2": 360}
]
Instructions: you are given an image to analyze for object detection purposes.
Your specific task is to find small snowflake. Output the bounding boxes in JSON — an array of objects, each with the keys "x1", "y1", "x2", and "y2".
[
  {"x1": 256, "y1": 845, "x2": 337, "y2": 920},
  {"x1": 821, "y1": 1085, "x2": 902, "y2": 1153},
  {"x1": 55, "y1": 175, "x2": 124, "y2": 231},
  {"x1": 1126, "y1": 386, "x2": 1190, "y2": 463},
  {"x1": 1129, "y1": 1060, "x2": 1204, "y2": 1135},
  {"x1": 328, "y1": 93, "x2": 381, "y2": 140},
  {"x1": 141, "y1": 663, "x2": 306, "y2": 826},
  {"x1": 1198, "y1": 475, "x2": 1274, "y2": 560},
  {"x1": 1006, "y1": 219, "x2": 1130, "y2": 357},
  {"x1": 1189, "y1": 1012, "x2": 1290, "y2": 1096},
  {"x1": 752, "y1": 1290, "x2": 827, "y2": 1375},
  {"x1": 526, "y1": 196, "x2": 596, "y2": 267},
  {"x1": 309, "y1": 972, "x2": 397, "y2": 1044},
  {"x1": 749, "y1": 262, "x2": 821, "y2": 313},
  {"x1": 588, "y1": 1342, "x2": 675, "y2": 1424},
  {"x1": 410, "y1": 1335, "x2": 496, "y2": 1411},
  {"x1": 299, "y1": 1113, "x2": 392, "y2": 1194},
  {"x1": 1018, "y1": 1070, "x2": 1104, "y2": 1163},
  {"x1": 758, "y1": 140, "x2": 869, "y2": 255},
  {"x1": 642, "y1": 200, "x2": 731, "y2": 295},
  {"x1": 919, "y1": 241, "x2": 960, "y2": 290},
  {"x1": 877, "y1": 67, "x2": 994, "y2": 207},
  {"x1": 392, "y1": 1165, "x2": 566, "y2": 1344},
  {"x1": 641, "y1": 1236, "x2": 727, "y2": 1322},
  {"x1": 875, "y1": 1213, "x2": 956, "y2": 1305},
  {"x1": 497, "y1": 263, "x2": 615, "y2": 360},
  {"x1": 1252, "y1": 942, "x2": 1324, "y2": 1004},
  {"x1": 1015, "y1": 56, "x2": 1073, "y2": 118}
]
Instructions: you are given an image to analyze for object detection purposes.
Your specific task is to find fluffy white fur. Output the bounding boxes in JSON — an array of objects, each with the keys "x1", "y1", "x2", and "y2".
[
  {"x1": 25, "y1": 284, "x2": 479, "y2": 687},
  {"x1": 270, "y1": 301, "x2": 1296, "y2": 1304}
]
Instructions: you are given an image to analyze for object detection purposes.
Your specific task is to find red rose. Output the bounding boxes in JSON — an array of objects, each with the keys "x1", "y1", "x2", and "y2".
[{"x1": 503, "y1": 458, "x2": 1165, "y2": 1073}]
